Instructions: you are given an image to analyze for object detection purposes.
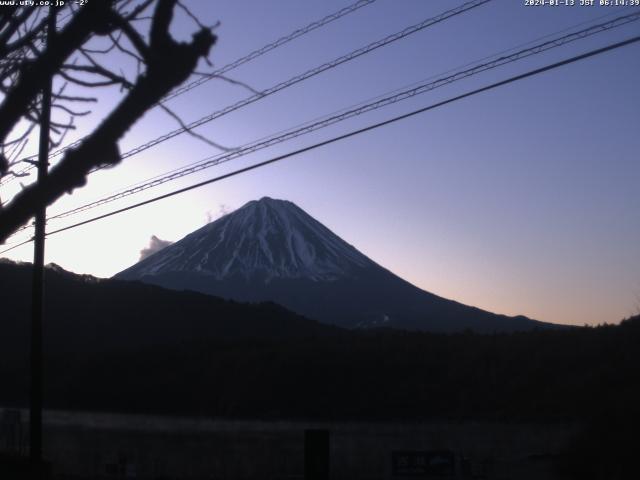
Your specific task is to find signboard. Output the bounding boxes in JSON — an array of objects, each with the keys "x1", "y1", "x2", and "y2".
[{"x1": 392, "y1": 450, "x2": 455, "y2": 477}]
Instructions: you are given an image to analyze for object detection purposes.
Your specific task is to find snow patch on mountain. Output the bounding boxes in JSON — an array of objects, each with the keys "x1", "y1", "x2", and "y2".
[{"x1": 119, "y1": 197, "x2": 375, "y2": 282}]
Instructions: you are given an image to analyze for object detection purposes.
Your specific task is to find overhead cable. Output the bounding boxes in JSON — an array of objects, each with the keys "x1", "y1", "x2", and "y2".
[
  {"x1": 36, "y1": 35, "x2": 639, "y2": 240},
  {"x1": 46, "y1": 10, "x2": 640, "y2": 222},
  {"x1": 0, "y1": 0, "x2": 379, "y2": 184}
]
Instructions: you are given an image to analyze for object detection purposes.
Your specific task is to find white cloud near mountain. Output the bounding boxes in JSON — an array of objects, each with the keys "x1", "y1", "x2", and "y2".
[{"x1": 139, "y1": 235, "x2": 173, "y2": 261}]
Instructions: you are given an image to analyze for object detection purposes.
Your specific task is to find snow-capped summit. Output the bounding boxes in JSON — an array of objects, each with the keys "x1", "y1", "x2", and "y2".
[
  {"x1": 119, "y1": 197, "x2": 373, "y2": 282},
  {"x1": 116, "y1": 197, "x2": 549, "y2": 333}
]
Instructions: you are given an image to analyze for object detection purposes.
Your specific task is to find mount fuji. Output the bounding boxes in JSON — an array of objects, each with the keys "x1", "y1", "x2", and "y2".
[{"x1": 115, "y1": 197, "x2": 548, "y2": 332}]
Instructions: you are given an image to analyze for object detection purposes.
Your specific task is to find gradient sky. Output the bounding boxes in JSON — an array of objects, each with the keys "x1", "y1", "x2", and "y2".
[{"x1": 2, "y1": 0, "x2": 639, "y2": 326}]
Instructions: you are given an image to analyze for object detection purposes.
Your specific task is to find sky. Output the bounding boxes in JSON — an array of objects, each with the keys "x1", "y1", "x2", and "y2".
[{"x1": 1, "y1": 0, "x2": 639, "y2": 326}]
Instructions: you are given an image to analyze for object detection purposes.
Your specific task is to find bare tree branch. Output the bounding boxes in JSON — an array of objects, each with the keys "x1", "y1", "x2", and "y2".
[
  {"x1": 0, "y1": 0, "x2": 217, "y2": 242},
  {"x1": 158, "y1": 103, "x2": 232, "y2": 151},
  {"x1": 0, "y1": 1, "x2": 116, "y2": 142}
]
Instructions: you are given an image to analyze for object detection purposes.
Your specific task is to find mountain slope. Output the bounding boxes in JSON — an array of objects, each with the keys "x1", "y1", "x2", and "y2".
[
  {"x1": 116, "y1": 197, "x2": 551, "y2": 332},
  {"x1": 119, "y1": 197, "x2": 373, "y2": 282}
]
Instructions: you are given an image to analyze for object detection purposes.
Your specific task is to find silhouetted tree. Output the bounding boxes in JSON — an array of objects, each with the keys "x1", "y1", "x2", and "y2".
[{"x1": 0, "y1": 0, "x2": 216, "y2": 243}]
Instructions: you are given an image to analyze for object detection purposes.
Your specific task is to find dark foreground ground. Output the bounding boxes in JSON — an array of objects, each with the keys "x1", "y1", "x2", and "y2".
[
  {"x1": 1, "y1": 316, "x2": 638, "y2": 479},
  {"x1": 0, "y1": 409, "x2": 587, "y2": 480},
  {"x1": 1, "y1": 262, "x2": 637, "y2": 478}
]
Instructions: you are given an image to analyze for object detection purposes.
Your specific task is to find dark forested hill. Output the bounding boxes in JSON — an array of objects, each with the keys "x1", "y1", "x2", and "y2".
[
  {"x1": 31, "y1": 317, "x2": 639, "y2": 422},
  {"x1": 0, "y1": 260, "x2": 341, "y2": 353},
  {"x1": 1, "y1": 260, "x2": 638, "y2": 426}
]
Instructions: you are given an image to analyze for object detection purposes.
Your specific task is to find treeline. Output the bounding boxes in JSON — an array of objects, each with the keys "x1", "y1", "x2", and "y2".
[
  {"x1": 29, "y1": 317, "x2": 636, "y2": 479},
  {"x1": 3, "y1": 316, "x2": 638, "y2": 423},
  {"x1": 1, "y1": 261, "x2": 638, "y2": 423}
]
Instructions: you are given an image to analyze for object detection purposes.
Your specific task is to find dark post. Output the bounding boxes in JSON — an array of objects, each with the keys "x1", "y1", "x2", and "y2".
[
  {"x1": 30, "y1": 6, "x2": 55, "y2": 470},
  {"x1": 304, "y1": 429, "x2": 330, "y2": 480}
]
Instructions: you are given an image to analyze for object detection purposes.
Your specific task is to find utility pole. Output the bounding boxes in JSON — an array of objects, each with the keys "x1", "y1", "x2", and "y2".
[{"x1": 30, "y1": 6, "x2": 55, "y2": 470}]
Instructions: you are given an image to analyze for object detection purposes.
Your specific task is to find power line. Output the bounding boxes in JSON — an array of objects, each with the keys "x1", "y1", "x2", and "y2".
[
  {"x1": 68, "y1": 6, "x2": 638, "y2": 205},
  {"x1": 354, "y1": 5, "x2": 639, "y2": 111},
  {"x1": 0, "y1": 0, "x2": 379, "y2": 185},
  {"x1": 37, "y1": 35, "x2": 639, "y2": 240},
  {"x1": 8, "y1": 0, "x2": 491, "y2": 184},
  {"x1": 163, "y1": 0, "x2": 378, "y2": 102},
  {"x1": 46, "y1": 10, "x2": 640, "y2": 222},
  {"x1": 114, "y1": 0, "x2": 491, "y2": 162},
  {"x1": 0, "y1": 236, "x2": 33, "y2": 255}
]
